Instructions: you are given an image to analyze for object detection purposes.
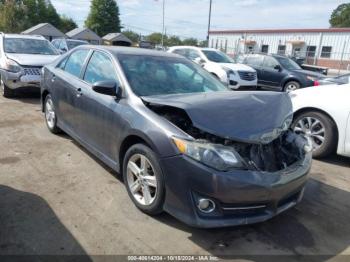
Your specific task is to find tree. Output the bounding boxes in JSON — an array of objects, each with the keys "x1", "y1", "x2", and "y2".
[
  {"x1": 146, "y1": 32, "x2": 166, "y2": 45},
  {"x1": 85, "y1": 0, "x2": 121, "y2": 37},
  {"x1": 182, "y1": 37, "x2": 198, "y2": 46},
  {"x1": 122, "y1": 30, "x2": 140, "y2": 44},
  {"x1": 0, "y1": 1, "x2": 26, "y2": 33},
  {"x1": 59, "y1": 15, "x2": 77, "y2": 33},
  {"x1": 165, "y1": 35, "x2": 182, "y2": 46},
  {"x1": 330, "y1": 3, "x2": 350, "y2": 27}
]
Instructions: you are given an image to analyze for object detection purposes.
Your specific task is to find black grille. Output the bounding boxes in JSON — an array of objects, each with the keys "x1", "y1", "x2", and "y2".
[
  {"x1": 238, "y1": 71, "x2": 257, "y2": 81},
  {"x1": 23, "y1": 67, "x2": 42, "y2": 76}
]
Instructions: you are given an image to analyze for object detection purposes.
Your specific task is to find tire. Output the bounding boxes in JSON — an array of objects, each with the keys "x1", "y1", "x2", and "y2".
[
  {"x1": 1, "y1": 77, "x2": 15, "y2": 98},
  {"x1": 44, "y1": 94, "x2": 61, "y2": 134},
  {"x1": 123, "y1": 144, "x2": 165, "y2": 215},
  {"x1": 284, "y1": 81, "x2": 300, "y2": 92},
  {"x1": 292, "y1": 111, "x2": 337, "y2": 158}
]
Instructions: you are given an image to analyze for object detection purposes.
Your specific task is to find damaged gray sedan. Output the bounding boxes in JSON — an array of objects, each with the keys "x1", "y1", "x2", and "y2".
[{"x1": 41, "y1": 46, "x2": 312, "y2": 228}]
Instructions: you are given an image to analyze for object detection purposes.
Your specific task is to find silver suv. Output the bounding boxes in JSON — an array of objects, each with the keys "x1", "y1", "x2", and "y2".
[{"x1": 0, "y1": 33, "x2": 59, "y2": 97}]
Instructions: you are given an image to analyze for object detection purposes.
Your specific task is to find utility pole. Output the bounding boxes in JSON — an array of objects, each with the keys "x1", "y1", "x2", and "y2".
[
  {"x1": 207, "y1": 0, "x2": 212, "y2": 47},
  {"x1": 161, "y1": 0, "x2": 165, "y2": 49}
]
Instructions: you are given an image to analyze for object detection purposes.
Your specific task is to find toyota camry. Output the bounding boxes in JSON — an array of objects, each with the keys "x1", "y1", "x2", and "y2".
[{"x1": 41, "y1": 46, "x2": 312, "y2": 228}]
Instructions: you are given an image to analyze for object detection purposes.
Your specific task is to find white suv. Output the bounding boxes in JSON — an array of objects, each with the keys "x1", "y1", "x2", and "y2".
[
  {"x1": 0, "y1": 33, "x2": 60, "y2": 97},
  {"x1": 168, "y1": 46, "x2": 257, "y2": 90}
]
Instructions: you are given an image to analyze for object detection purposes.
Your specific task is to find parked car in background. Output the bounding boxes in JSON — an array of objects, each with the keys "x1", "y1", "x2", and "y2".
[
  {"x1": 318, "y1": 73, "x2": 350, "y2": 86},
  {"x1": 291, "y1": 84, "x2": 350, "y2": 158},
  {"x1": 168, "y1": 46, "x2": 257, "y2": 90},
  {"x1": 0, "y1": 33, "x2": 59, "y2": 97},
  {"x1": 41, "y1": 46, "x2": 312, "y2": 228},
  {"x1": 52, "y1": 38, "x2": 88, "y2": 54},
  {"x1": 239, "y1": 53, "x2": 324, "y2": 91}
]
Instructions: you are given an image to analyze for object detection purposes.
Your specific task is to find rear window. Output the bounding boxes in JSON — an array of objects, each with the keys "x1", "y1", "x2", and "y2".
[
  {"x1": 245, "y1": 55, "x2": 263, "y2": 67},
  {"x1": 67, "y1": 40, "x2": 88, "y2": 50},
  {"x1": 4, "y1": 38, "x2": 58, "y2": 55}
]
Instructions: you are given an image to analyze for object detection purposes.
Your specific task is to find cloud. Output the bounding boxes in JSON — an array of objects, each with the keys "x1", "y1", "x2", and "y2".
[{"x1": 51, "y1": 0, "x2": 344, "y2": 39}]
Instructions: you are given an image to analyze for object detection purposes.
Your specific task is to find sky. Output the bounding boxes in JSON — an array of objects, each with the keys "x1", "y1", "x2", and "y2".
[{"x1": 50, "y1": 0, "x2": 345, "y2": 40}]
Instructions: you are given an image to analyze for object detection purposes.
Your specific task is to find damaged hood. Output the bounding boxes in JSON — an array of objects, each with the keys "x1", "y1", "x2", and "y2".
[
  {"x1": 5, "y1": 53, "x2": 59, "y2": 67},
  {"x1": 142, "y1": 91, "x2": 293, "y2": 144}
]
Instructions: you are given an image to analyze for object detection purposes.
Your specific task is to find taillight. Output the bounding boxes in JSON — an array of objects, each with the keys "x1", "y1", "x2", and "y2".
[{"x1": 314, "y1": 80, "x2": 320, "y2": 86}]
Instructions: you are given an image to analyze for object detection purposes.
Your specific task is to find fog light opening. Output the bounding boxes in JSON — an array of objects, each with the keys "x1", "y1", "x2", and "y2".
[{"x1": 197, "y1": 198, "x2": 216, "y2": 213}]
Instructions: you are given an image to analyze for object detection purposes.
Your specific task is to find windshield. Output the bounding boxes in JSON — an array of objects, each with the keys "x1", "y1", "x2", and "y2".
[
  {"x1": 118, "y1": 54, "x2": 228, "y2": 96},
  {"x1": 67, "y1": 40, "x2": 88, "y2": 49},
  {"x1": 202, "y1": 50, "x2": 235, "y2": 63},
  {"x1": 4, "y1": 38, "x2": 58, "y2": 55},
  {"x1": 276, "y1": 57, "x2": 301, "y2": 70}
]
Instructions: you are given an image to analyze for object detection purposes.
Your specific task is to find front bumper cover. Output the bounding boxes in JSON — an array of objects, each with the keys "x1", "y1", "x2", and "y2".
[
  {"x1": 160, "y1": 153, "x2": 312, "y2": 228},
  {"x1": 0, "y1": 69, "x2": 41, "y2": 90}
]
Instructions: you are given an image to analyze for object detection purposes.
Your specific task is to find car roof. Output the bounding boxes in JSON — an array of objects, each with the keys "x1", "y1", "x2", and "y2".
[
  {"x1": 78, "y1": 45, "x2": 181, "y2": 58},
  {"x1": 3, "y1": 34, "x2": 46, "y2": 40}
]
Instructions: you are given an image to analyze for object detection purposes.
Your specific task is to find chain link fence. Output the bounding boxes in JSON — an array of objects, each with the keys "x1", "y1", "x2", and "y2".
[{"x1": 214, "y1": 41, "x2": 350, "y2": 76}]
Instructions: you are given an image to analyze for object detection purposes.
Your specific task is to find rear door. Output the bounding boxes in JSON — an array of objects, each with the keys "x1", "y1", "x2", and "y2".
[
  {"x1": 261, "y1": 56, "x2": 284, "y2": 89},
  {"x1": 51, "y1": 49, "x2": 91, "y2": 134}
]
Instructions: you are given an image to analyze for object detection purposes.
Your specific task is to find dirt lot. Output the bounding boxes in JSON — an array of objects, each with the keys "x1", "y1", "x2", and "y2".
[{"x1": 0, "y1": 93, "x2": 350, "y2": 260}]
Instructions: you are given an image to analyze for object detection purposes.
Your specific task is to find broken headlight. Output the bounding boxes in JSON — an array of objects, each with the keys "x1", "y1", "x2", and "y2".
[{"x1": 172, "y1": 137, "x2": 244, "y2": 171}]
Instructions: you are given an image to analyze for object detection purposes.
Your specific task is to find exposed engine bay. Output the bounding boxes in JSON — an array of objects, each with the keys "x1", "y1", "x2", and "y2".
[{"x1": 148, "y1": 105, "x2": 308, "y2": 172}]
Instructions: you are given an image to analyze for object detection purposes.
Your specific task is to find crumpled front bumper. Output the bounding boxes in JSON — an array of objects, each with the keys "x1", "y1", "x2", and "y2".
[
  {"x1": 160, "y1": 152, "x2": 312, "y2": 228},
  {"x1": 0, "y1": 69, "x2": 41, "y2": 90}
]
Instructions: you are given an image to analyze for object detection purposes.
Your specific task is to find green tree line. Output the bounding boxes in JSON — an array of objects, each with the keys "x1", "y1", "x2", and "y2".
[
  {"x1": 0, "y1": 0, "x2": 77, "y2": 33},
  {"x1": 123, "y1": 30, "x2": 207, "y2": 47}
]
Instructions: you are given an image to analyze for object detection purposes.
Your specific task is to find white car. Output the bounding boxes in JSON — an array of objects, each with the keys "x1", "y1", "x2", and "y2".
[
  {"x1": 290, "y1": 84, "x2": 350, "y2": 158},
  {"x1": 0, "y1": 33, "x2": 60, "y2": 97},
  {"x1": 168, "y1": 46, "x2": 257, "y2": 90}
]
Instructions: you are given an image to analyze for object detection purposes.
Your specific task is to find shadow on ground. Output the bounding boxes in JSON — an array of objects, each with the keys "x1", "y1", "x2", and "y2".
[
  {"x1": 0, "y1": 185, "x2": 91, "y2": 260},
  {"x1": 155, "y1": 177, "x2": 350, "y2": 261}
]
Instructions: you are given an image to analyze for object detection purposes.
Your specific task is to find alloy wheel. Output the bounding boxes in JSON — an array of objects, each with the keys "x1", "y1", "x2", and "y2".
[
  {"x1": 126, "y1": 154, "x2": 158, "y2": 206},
  {"x1": 45, "y1": 98, "x2": 56, "y2": 129},
  {"x1": 286, "y1": 83, "x2": 299, "y2": 92},
  {"x1": 294, "y1": 116, "x2": 325, "y2": 149}
]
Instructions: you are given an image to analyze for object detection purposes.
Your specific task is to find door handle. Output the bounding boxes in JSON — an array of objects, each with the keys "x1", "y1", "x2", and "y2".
[{"x1": 76, "y1": 87, "x2": 83, "y2": 98}]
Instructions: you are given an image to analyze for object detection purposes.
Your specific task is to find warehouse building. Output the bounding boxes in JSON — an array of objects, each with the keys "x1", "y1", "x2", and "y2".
[
  {"x1": 22, "y1": 23, "x2": 66, "y2": 41},
  {"x1": 66, "y1": 28, "x2": 102, "y2": 45},
  {"x1": 209, "y1": 28, "x2": 350, "y2": 69}
]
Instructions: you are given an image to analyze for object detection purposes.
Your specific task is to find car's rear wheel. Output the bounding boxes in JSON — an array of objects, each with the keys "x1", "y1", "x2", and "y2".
[
  {"x1": 44, "y1": 94, "x2": 61, "y2": 134},
  {"x1": 284, "y1": 81, "x2": 300, "y2": 92},
  {"x1": 0, "y1": 76, "x2": 15, "y2": 98},
  {"x1": 292, "y1": 111, "x2": 337, "y2": 158},
  {"x1": 123, "y1": 144, "x2": 165, "y2": 215}
]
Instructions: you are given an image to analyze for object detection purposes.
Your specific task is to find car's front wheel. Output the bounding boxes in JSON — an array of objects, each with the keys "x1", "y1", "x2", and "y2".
[
  {"x1": 44, "y1": 94, "x2": 61, "y2": 134},
  {"x1": 0, "y1": 76, "x2": 15, "y2": 98},
  {"x1": 123, "y1": 144, "x2": 165, "y2": 215},
  {"x1": 292, "y1": 111, "x2": 337, "y2": 158}
]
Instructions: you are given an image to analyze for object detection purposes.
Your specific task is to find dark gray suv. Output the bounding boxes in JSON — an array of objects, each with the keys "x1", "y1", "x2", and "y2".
[
  {"x1": 41, "y1": 46, "x2": 312, "y2": 228},
  {"x1": 240, "y1": 54, "x2": 324, "y2": 91}
]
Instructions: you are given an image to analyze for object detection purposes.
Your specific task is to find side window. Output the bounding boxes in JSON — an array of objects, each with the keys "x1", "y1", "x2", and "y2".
[
  {"x1": 59, "y1": 40, "x2": 67, "y2": 51},
  {"x1": 245, "y1": 55, "x2": 263, "y2": 67},
  {"x1": 263, "y1": 56, "x2": 279, "y2": 69},
  {"x1": 51, "y1": 40, "x2": 58, "y2": 48},
  {"x1": 186, "y1": 49, "x2": 201, "y2": 61},
  {"x1": 172, "y1": 49, "x2": 187, "y2": 57},
  {"x1": 57, "y1": 56, "x2": 68, "y2": 70},
  {"x1": 83, "y1": 51, "x2": 118, "y2": 84},
  {"x1": 64, "y1": 49, "x2": 90, "y2": 78}
]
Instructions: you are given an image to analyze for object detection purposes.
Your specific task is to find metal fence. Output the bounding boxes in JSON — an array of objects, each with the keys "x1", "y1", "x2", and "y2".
[{"x1": 217, "y1": 44, "x2": 350, "y2": 75}]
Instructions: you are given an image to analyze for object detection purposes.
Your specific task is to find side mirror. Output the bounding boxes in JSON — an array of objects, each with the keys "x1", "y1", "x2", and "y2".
[
  {"x1": 274, "y1": 64, "x2": 282, "y2": 72},
  {"x1": 92, "y1": 80, "x2": 120, "y2": 97},
  {"x1": 60, "y1": 47, "x2": 68, "y2": 53},
  {"x1": 194, "y1": 57, "x2": 206, "y2": 66}
]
